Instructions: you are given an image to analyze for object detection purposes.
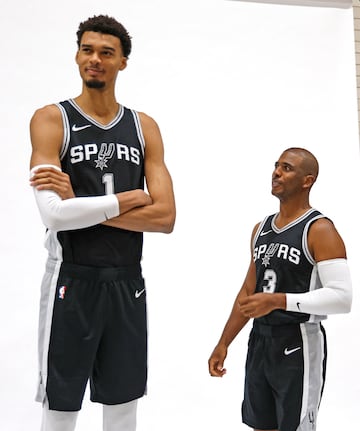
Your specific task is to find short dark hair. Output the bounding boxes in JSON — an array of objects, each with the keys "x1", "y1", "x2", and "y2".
[
  {"x1": 76, "y1": 15, "x2": 132, "y2": 58},
  {"x1": 283, "y1": 147, "x2": 319, "y2": 181}
]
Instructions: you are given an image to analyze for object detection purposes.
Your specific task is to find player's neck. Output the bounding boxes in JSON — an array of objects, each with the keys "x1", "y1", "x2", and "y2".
[
  {"x1": 74, "y1": 89, "x2": 119, "y2": 125},
  {"x1": 276, "y1": 201, "x2": 312, "y2": 228}
]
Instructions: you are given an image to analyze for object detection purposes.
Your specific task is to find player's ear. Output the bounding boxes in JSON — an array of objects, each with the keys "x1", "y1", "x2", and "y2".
[
  {"x1": 119, "y1": 57, "x2": 127, "y2": 71},
  {"x1": 75, "y1": 50, "x2": 80, "y2": 65},
  {"x1": 303, "y1": 174, "x2": 316, "y2": 190}
]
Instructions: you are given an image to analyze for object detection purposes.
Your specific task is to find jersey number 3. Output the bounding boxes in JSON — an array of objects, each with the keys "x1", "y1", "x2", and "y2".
[{"x1": 262, "y1": 269, "x2": 277, "y2": 293}]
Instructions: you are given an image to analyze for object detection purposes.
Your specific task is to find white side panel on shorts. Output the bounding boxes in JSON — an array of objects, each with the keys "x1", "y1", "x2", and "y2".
[
  {"x1": 298, "y1": 323, "x2": 326, "y2": 430},
  {"x1": 36, "y1": 231, "x2": 63, "y2": 404}
]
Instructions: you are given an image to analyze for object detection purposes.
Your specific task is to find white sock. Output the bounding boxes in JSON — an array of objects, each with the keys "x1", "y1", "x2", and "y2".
[
  {"x1": 41, "y1": 399, "x2": 79, "y2": 431},
  {"x1": 103, "y1": 400, "x2": 138, "y2": 431}
]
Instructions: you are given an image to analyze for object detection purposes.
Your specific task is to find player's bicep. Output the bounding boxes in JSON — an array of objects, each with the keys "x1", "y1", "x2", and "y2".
[
  {"x1": 30, "y1": 105, "x2": 63, "y2": 168},
  {"x1": 308, "y1": 218, "x2": 346, "y2": 262},
  {"x1": 141, "y1": 112, "x2": 175, "y2": 205}
]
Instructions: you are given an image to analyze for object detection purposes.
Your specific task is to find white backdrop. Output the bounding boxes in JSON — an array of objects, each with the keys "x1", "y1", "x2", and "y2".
[{"x1": 1, "y1": 0, "x2": 359, "y2": 429}]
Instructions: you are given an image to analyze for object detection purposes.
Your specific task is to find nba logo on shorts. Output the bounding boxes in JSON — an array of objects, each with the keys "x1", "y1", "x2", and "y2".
[{"x1": 58, "y1": 285, "x2": 67, "y2": 300}]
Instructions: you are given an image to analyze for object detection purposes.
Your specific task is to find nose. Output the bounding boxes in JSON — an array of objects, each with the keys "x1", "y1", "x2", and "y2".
[
  {"x1": 89, "y1": 51, "x2": 101, "y2": 64},
  {"x1": 273, "y1": 165, "x2": 281, "y2": 177}
]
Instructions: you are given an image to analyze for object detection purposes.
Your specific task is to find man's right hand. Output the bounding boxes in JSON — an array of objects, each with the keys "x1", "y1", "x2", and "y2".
[
  {"x1": 30, "y1": 166, "x2": 75, "y2": 199},
  {"x1": 208, "y1": 344, "x2": 227, "y2": 377}
]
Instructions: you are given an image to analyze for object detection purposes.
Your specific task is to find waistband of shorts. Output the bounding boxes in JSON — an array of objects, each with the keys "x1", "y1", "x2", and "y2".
[
  {"x1": 252, "y1": 320, "x2": 321, "y2": 337},
  {"x1": 47, "y1": 259, "x2": 142, "y2": 281}
]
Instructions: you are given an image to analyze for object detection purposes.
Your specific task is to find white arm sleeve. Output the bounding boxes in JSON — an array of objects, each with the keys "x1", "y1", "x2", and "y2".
[
  {"x1": 31, "y1": 165, "x2": 119, "y2": 231},
  {"x1": 286, "y1": 258, "x2": 352, "y2": 315}
]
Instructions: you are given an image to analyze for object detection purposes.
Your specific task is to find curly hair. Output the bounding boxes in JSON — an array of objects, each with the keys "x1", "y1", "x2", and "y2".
[{"x1": 76, "y1": 15, "x2": 132, "y2": 58}]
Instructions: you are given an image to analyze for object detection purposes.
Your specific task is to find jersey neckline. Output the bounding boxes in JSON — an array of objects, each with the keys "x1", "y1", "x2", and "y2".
[
  {"x1": 271, "y1": 208, "x2": 318, "y2": 233},
  {"x1": 68, "y1": 98, "x2": 124, "y2": 130}
]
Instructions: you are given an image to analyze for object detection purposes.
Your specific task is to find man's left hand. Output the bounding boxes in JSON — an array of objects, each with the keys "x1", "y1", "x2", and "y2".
[{"x1": 238, "y1": 293, "x2": 286, "y2": 318}]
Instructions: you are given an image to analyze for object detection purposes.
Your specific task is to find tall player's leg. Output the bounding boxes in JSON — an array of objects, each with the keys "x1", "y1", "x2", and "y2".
[
  {"x1": 40, "y1": 399, "x2": 78, "y2": 431},
  {"x1": 90, "y1": 276, "x2": 147, "y2": 405},
  {"x1": 103, "y1": 400, "x2": 138, "y2": 431}
]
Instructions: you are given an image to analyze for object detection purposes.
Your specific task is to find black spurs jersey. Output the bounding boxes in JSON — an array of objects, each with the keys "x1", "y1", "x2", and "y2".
[
  {"x1": 253, "y1": 208, "x2": 326, "y2": 325},
  {"x1": 52, "y1": 99, "x2": 145, "y2": 267}
]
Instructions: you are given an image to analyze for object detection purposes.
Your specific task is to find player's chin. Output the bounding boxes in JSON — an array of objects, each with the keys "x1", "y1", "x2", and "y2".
[
  {"x1": 85, "y1": 79, "x2": 106, "y2": 89},
  {"x1": 271, "y1": 187, "x2": 282, "y2": 198}
]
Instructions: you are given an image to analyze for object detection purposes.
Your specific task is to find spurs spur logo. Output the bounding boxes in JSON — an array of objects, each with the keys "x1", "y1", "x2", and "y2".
[
  {"x1": 94, "y1": 143, "x2": 115, "y2": 170},
  {"x1": 261, "y1": 243, "x2": 279, "y2": 267}
]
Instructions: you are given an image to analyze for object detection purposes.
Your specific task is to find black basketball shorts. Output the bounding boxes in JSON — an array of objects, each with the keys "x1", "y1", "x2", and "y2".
[
  {"x1": 36, "y1": 259, "x2": 147, "y2": 411},
  {"x1": 242, "y1": 320, "x2": 327, "y2": 431}
]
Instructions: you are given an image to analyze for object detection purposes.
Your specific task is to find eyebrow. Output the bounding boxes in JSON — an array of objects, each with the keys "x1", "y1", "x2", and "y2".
[
  {"x1": 275, "y1": 161, "x2": 294, "y2": 169},
  {"x1": 80, "y1": 44, "x2": 116, "y2": 52}
]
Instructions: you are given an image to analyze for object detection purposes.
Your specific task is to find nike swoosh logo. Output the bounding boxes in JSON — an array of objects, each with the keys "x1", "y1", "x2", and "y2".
[
  {"x1": 72, "y1": 124, "x2": 91, "y2": 132},
  {"x1": 284, "y1": 346, "x2": 301, "y2": 356},
  {"x1": 296, "y1": 302, "x2": 301, "y2": 311},
  {"x1": 135, "y1": 288, "x2": 145, "y2": 299},
  {"x1": 260, "y1": 229, "x2": 272, "y2": 236}
]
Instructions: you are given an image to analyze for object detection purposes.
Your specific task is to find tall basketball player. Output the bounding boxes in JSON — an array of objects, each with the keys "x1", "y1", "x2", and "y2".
[
  {"x1": 29, "y1": 15, "x2": 176, "y2": 431},
  {"x1": 208, "y1": 148, "x2": 352, "y2": 431}
]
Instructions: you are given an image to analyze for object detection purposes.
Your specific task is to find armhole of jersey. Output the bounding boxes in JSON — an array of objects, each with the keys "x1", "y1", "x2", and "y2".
[
  {"x1": 131, "y1": 110, "x2": 145, "y2": 156},
  {"x1": 302, "y1": 214, "x2": 325, "y2": 265},
  {"x1": 55, "y1": 103, "x2": 70, "y2": 161},
  {"x1": 252, "y1": 216, "x2": 270, "y2": 250}
]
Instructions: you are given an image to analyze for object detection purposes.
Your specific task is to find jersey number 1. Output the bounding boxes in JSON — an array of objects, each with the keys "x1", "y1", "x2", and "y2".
[{"x1": 102, "y1": 173, "x2": 114, "y2": 195}]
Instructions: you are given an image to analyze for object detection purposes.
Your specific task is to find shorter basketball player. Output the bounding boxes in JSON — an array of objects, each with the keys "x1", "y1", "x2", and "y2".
[{"x1": 208, "y1": 148, "x2": 352, "y2": 431}]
